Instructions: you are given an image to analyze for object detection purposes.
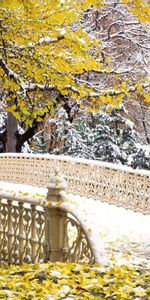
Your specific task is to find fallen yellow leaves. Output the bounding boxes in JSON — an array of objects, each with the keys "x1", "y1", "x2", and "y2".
[{"x1": 0, "y1": 261, "x2": 149, "y2": 299}]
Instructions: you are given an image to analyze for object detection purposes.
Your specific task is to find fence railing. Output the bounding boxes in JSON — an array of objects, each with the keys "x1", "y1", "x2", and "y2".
[
  {"x1": 0, "y1": 171, "x2": 94, "y2": 265},
  {"x1": 0, "y1": 153, "x2": 149, "y2": 214}
]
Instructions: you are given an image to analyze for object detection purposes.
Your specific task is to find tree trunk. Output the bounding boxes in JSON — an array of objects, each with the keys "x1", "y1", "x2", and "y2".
[
  {"x1": 5, "y1": 112, "x2": 38, "y2": 153},
  {"x1": 141, "y1": 107, "x2": 150, "y2": 144},
  {"x1": 6, "y1": 111, "x2": 18, "y2": 152}
]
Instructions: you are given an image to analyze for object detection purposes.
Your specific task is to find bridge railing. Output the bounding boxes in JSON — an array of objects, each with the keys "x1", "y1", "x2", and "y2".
[
  {"x1": 0, "y1": 153, "x2": 149, "y2": 214},
  {"x1": 0, "y1": 172, "x2": 94, "y2": 265}
]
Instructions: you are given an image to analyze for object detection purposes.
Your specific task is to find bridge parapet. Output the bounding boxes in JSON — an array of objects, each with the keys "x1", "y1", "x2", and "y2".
[
  {"x1": 0, "y1": 171, "x2": 95, "y2": 265},
  {"x1": 0, "y1": 153, "x2": 149, "y2": 214}
]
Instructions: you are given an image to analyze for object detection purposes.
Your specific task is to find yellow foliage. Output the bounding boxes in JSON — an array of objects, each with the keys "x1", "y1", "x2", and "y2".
[
  {"x1": 122, "y1": 0, "x2": 150, "y2": 22},
  {"x1": 0, "y1": 0, "x2": 150, "y2": 127},
  {"x1": 144, "y1": 93, "x2": 150, "y2": 102},
  {"x1": 0, "y1": 261, "x2": 149, "y2": 299}
]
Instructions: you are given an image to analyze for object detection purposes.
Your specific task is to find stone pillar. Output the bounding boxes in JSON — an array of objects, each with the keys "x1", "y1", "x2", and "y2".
[{"x1": 44, "y1": 170, "x2": 68, "y2": 262}]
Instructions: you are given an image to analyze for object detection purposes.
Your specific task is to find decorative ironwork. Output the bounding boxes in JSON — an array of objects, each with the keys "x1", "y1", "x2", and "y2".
[
  {"x1": 0, "y1": 153, "x2": 149, "y2": 265},
  {"x1": 0, "y1": 198, "x2": 45, "y2": 264},
  {"x1": 0, "y1": 198, "x2": 94, "y2": 264},
  {"x1": 67, "y1": 214, "x2": 95, "y2": 263},
  {"x1": 0, "y1": 200, "x2": 8, "y2": 262},
  {"x1": 0, "y1": 153, "x2": 149, "y2": 214}
]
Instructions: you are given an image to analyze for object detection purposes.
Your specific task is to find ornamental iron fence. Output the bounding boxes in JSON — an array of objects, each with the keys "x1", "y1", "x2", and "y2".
[
  {"x1": 0, "y1": 168, "x2": 94, "y2": 265},
  {"x1": 0, "y1": 153, "x2": 149, "y2": 214}
]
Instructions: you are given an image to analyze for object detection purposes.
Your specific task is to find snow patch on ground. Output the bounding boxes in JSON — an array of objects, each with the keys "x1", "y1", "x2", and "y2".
[{"x1": 61, "y1": 193, "x2": 150, "y2": 267}]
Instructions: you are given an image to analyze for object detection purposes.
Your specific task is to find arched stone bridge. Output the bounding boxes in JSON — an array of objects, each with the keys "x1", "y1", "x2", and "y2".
[{"x1": 0, "y1": 153, "x2": 149, "y2": 265}]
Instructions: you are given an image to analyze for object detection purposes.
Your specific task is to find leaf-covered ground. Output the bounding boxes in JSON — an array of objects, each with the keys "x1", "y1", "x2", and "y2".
[
  {"x1": 0, "y1": 261, "x2": 149, "y2": 300},
  {"x1": 0, "y1": 183, "x2": 149, "y2": 299}
]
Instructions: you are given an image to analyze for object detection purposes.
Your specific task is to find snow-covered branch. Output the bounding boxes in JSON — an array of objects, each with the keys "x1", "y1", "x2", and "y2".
[
  {"x1": 0, "y1": 57, "x2": 19, "y2": 80},
  {"x1": 0, "y1": 57, "x2": 82, "y2": 98},
  {"x1": 92, "y1": 83, "x2": 150, "y2": 96},
  {"x1": 13, "y1": 34, "x2": 65, "y2": 50}
]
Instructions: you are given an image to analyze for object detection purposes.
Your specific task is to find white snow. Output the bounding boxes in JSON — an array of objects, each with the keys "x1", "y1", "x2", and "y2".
[
  {"x1": 58, "y1": 28, "x2": 66, "y2": 36},
  {"x1": 0, "y1": 113, "x2": 5, "y2": 127},
  {"x1": 77, "y1": 37, "x2": 86, "y2": 44},
  {"x1": 0, "y1": 181, "x2": 149, "y2": 268},
  {"x1": 39, "y1": 36, "x2": 56, "y2": 44},
  {"x1": 50, "y1": 270, "x2": 64, "y2": 278},
  {"x1": 124, "y1": 118, "x2": 134, "y2": 129},
  {"x1": 61, "y1": 192, "x2": 150, "y2": 267},
  {"x1": 8, "y1": 69, "x2": 19, "y2": 79}
]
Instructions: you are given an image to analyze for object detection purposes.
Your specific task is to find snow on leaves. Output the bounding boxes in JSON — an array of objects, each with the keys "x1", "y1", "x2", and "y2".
[
  {"x1": 0, "y1": 261, "x2": 149, "y2": 299},
  {"x1": 0, "y1": 0, "x2": 150, "y2": 128}
]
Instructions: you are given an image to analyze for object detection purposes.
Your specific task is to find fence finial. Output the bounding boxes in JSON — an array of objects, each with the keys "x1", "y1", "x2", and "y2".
[{"x1": 47, "y1": 168, "x2": 67, "y2": 202}]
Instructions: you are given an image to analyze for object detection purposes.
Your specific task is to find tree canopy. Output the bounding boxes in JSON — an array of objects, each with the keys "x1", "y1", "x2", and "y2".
[
  {"x1": 0, "y1": 0, "x2": 104, "y2": 128},
  {"x1": 0, "y1": 0, "x2": 150, "y2": 153},
  {"x1": 0, "y1": 0, "x2": 150, "y2": 128}
]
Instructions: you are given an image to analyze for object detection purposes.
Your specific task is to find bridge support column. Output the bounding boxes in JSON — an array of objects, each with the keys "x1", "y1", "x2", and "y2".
[{"x1": 44, "y1": 170, "x2": 68, "y2": 262}]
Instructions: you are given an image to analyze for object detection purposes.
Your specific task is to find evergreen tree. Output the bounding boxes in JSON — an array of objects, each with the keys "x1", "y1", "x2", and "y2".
[
  {"x1": 128, "y1": 144, "x2": 150, "y2": 170},
  {"x1": 48, "y1": 107, "x2": 150, "y2": 170}
]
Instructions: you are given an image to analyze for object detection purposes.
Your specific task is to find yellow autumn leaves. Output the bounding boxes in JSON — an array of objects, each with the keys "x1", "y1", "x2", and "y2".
[
  {"x1": 0, "y1": 0, "x2": 150, "y2": 128},
  {"x1": 0, "y1": 261, "x2": 149, "y2": 299},
  {"x1": 123, "y1": 0, "x2": 150, "y2": 22}
]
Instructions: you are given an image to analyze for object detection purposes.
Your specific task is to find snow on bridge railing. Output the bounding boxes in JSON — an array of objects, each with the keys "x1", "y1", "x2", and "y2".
[
  {"x1": 0, "y1": 153, "x2": 149, "y2": 214},
  {"x1": 0, "y1": 171, "x2": 94, "y2": 265}
]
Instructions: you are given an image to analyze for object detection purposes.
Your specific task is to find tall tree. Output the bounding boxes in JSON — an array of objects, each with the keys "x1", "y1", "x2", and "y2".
[{"x1": 0, "y1": 0, "x2": 150, "y2": 152}]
